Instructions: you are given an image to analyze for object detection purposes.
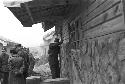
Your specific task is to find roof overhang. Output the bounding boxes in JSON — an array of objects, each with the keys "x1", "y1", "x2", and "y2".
[{"x1": 3, "y1": 0, "x2": 81, "y2": 31}]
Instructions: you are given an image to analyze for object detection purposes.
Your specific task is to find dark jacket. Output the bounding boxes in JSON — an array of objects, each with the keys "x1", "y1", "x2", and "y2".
[
  {"x1": 0, "y1": 53, "x2": 9, "y2": 72},
  {"x1": 17, "y1": 50, "x2": 29, "y2": 78},
  {"x1": 48, "y1": 41, "x2": 62, "y2": 56},
  {"x1": 9, "y1": 55, "x2": 26, "y2": 84}
]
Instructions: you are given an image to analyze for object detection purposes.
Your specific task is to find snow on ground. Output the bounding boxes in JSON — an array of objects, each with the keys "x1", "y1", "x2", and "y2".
[{"x1": 33, "y1": 63, "x2": 51, "y2": 78}]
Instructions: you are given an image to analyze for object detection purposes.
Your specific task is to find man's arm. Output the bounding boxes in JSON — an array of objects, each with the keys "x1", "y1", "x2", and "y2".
[{"x1": 57, "y1": 38, "x2": 63, "y2": 45}]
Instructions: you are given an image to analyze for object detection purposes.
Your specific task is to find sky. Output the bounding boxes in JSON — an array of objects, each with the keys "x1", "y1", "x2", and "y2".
[{"x1": 0, "y1": 0, "x2": 55, "y2": 47}]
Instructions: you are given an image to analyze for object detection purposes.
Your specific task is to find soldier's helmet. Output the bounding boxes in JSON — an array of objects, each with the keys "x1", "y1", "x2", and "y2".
[{"x1": 2, "y1": 47, "x2": 7, "y2": 52}]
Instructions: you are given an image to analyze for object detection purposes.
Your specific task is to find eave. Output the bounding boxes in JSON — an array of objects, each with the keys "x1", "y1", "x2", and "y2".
[{"x1": 3, "y1": 0, "x2": 81, "y2": 31}]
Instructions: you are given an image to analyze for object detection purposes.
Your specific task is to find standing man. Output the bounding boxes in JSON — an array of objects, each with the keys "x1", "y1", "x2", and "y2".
[
  {"x1": 25, "y1": 48, "x2": 35, "y2": 76},
  {"x1": 15, "y1": 44, "x2": 29, "y2": 78},
  {"x1": 48, "y1": 38, "x2": 63, "y2": 79},
  {"x1": 0, "y1": 47, "x2": 10, "y2": 84},
  {"x1": 28, "y1": 53, "x2": 35, "y2": 76}
]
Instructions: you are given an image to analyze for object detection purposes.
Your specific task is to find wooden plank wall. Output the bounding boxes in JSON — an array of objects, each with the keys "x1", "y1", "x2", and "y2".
[
  {"x1": 60, "y1": 0, "x2": 125, "y2": 84},
  {"x1": 69, "y1": 0, "x2": 125, "y2": 43},
  {"x1": 70, "y1": 0, "x2": 124, "y2": 40},
  {"x1": 81, "y1": 0, "x2": 123, "y2": 36}
]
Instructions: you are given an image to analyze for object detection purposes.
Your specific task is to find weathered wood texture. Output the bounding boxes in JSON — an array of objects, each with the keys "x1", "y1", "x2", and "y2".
[
  {"x1": 82, "y1": 0, "x2": 121, "y2": 25},
  {"x1": 61, "y1": 33, "x2": 125, "y2": 84},
  {"x1": 69, "y1": 32, "x2": 125, "y2": 84},
  {"x1": 62, "y1": 22, "x2": 70, "y2": 43},
  {"x1": 84, "y1": 15, "x2": 124, "y2": 39},
  {"x1": 60, "y1": 0, "x2": 125, "y2": 84},
  {"x1": 42, "y1": 78, "x2": 70, "y2": 84}
]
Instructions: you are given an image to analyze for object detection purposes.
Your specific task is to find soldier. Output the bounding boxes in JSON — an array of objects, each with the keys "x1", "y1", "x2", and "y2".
[
  {"x1": 48, "y1": 38, "x2": 63, "y2": 79},
  {"x1": 24, "y1": 48, "x2": 35, "y2": 76},
  {"x1": 9, "y1": 48, "x2": 26, "y2": 84},
  {"x1": 0, "y1": 47, "x2": 10, "y2": 84},
  {"x1": 28, "y1": 53, "x2": 35, "y2": 76},
  {"x1": 15, "y1": 44, "x2": 29, "y2": 79}
]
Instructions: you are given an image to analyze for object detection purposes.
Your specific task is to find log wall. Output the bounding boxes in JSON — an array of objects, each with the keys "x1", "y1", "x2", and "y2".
[{"x1": 60, "y1": 0, "x2": 125, "y2": 84}]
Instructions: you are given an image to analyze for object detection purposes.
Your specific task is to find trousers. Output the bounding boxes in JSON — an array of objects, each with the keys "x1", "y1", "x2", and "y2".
[
  {"x1": 48, "y1": 55, "x2": 60, "y2": 79},
  {"x1": 1, "y1": 72, "x2": 9, "y2": 84}
]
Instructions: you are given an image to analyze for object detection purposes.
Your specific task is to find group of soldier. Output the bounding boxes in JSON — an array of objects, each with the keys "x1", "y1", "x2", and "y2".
[
  {"x1": 0, "y1": 44, "x2": 35, "y2": 84},
  {"x1": 0, "y1": 37, "x2": 63, "y2": 84}
]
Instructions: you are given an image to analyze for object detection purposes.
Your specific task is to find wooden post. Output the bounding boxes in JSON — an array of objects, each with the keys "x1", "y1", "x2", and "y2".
[{"x1": 24, "y1": 3, "x2": 34, "y2": 24}]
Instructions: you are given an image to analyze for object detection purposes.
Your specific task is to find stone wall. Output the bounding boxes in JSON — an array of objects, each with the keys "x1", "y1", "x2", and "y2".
[{"x1": 60, "y1": 0, "x2": 125, "y2": 84}]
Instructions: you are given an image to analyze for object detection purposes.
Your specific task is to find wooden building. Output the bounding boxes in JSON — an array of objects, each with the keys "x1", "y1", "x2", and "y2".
[{"x1": 3, "y1": 0, "x2": 125, "y2": 84}]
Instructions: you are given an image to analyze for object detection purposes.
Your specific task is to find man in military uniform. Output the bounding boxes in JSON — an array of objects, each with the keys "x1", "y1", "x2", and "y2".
[
  {"x1": 15, "y1": 44, "x2": 29, "y2": 79},
  {"x1": 0, "y1": 47, "x2": 9, "y2": 84},
  {"x1": 28, "y1": 53, "x2": 35, "y2": 76},
  {"x1": 48, "y1": 38, "x2": 63, "y2": 79},
  {"x1": 24, "y1": 48, "x2": 35, "y2": 76}
]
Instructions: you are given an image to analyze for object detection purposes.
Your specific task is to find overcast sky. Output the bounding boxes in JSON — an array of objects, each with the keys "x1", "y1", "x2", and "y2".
[{"x1": 0, "y1": 0, "x2": 53, "y2": 47}]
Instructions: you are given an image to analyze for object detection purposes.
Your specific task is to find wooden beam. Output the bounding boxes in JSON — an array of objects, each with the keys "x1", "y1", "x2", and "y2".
[
  {"x1": 26, "y1": 0, "x2": 65, "y2": 7},
  {"x1": 84, "y1": 16, "x2": 125, "y2": 39},
  {"x1": 26, "y1": 0, "x2": 80, "y2": 7},
  {"x1": 23, "y1": 3, "x2": 35, "y2": 24},
  {"x1": 82, "y1": 0, "x2": 121, "y2": 26},
  {"x1": 86, "y1": 2, "x2": 123, "y2": 30},
  {"x1": 43, "y1": 21, "x2": 55, "y2": 31},
  {"x1": 41, "y1": 16, "x2": 64, "y2": 21}
]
